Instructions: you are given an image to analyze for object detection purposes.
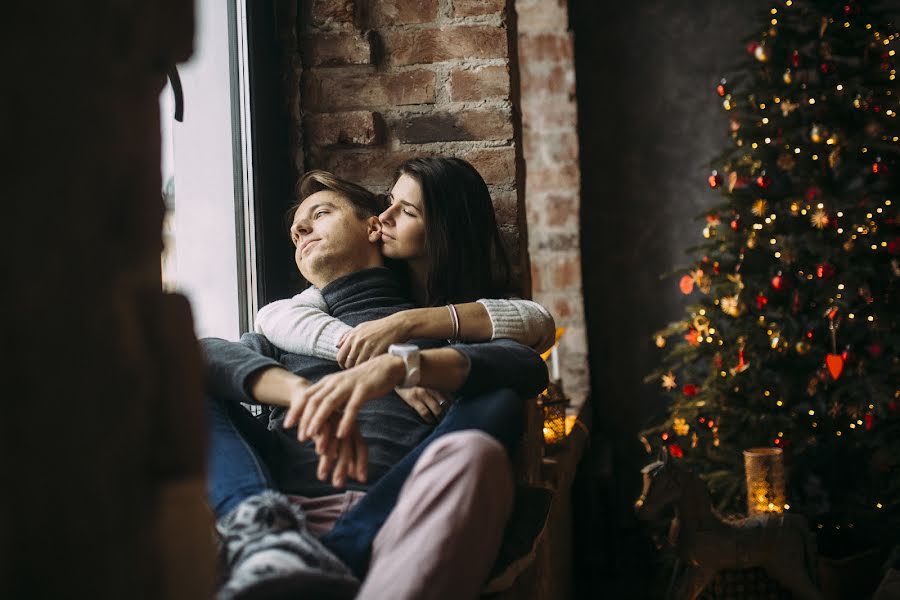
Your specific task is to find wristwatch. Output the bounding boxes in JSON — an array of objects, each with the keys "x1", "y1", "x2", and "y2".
[{"x1": 388, "y1": 343, "x2": 421, "y2": 388}]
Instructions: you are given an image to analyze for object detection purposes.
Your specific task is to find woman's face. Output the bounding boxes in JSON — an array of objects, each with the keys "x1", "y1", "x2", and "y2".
[{"x1": 379, "y1": 174, "x2": 427, "y2": 260}]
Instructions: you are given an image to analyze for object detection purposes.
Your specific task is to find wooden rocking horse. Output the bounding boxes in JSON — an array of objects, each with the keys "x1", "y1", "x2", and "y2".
[{"x1": 635, "y1": 448, "x2": 822, "y2": 600}]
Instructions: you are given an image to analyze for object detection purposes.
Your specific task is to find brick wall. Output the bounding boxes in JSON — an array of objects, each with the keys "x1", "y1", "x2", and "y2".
[
  {"x1": 295, "y1": 0, "x2": 528, "y2": 283},
  {"x1": 516, "y1": 0, "x2": 589, "y2": 404}
]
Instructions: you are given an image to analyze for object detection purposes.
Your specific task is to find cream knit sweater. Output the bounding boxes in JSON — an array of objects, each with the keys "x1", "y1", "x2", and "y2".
[{"x1": 255, "y1": 286, "x2": 556, "y2": 361}]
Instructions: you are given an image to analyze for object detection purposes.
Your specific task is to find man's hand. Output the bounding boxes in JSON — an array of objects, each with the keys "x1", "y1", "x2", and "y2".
[
  {"x1": 395, "y1": 387, "x2": 452, "y2": 424},
  {"x1": 283, "y1": 353, "x2": 406, "y2": 441},
  {"x1": 311, "y1": 415, "x2": 368, "y2": 488},
  {"x1": 336, "y1": 313, "x2": 412, "y2": 368}
]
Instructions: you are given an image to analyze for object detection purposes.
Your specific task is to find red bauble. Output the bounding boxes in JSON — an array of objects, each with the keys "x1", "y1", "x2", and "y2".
[
  {"x1": 747, "y1": 41, "x2": 760, "y2": 55},
  {"x1": 820, "y1": 62, "x2": 835, "y2": 75},
  {"x1": 756, "y1": 293, "x2": 769, "y2": 309},
  {"x1": 716, "y1": 83, "x2": 726, "y2": 97},
  {"x1": 668, "y1": 443, "x2": 685, "y2": 458},
  {"x1": 865, "y1": 414, "x2": 874, "y2": 430},
  {"x1": 805, "y1": 186, "x2": 821, "y2": 201},
  {"x1": 682, "y1": 384, "x2": 698, "y2": 397},
  {"x1": 816, "y1": 263, "x2": 836, "y2": 279},
  {"x1": 756, "y1": 174, "x2": 772, "y2": 188},
  {"x1": 872, "y1": 160, "x2": 887, "y2": 174},
  {"x1": 730, "y1": 218, "x2": 740, "y2": 231},
  {"x1": 708, "y1": 171, "x2": 722, "y2": 188},
  {"x1": 791, "y1": 50, "x2": 801, "y2": 68},
  {"x1": 771, "y1": 272, "x2": 788, "y2": 291}
]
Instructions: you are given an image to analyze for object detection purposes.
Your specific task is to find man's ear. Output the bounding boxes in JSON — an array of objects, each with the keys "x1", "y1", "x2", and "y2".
[{"x1": 367, "y1": 216, "x2": 382, "y2": 242}]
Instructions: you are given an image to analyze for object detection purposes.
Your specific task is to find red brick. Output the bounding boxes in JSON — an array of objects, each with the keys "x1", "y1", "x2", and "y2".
[
  {"x1": 395, "y1": 109, "x2": 512, "y2": 143},
  {"x1": 515, "y1": 1, "x2": 568, "y2": 33},
  {"x1": 301, "y1": 32, "x2": 371, "y2": 66},
  {"x1": 453, "y1": 0, "x2": 506, "y2": 17},
  {"x1": 527, "y1": 163, "x2": 579, "y2": 192},
  {"x1": 518, "y1": 32, "x2": 573, "y2": 62},
  {"x1": 304, "y1": 69, "x2": 435, "y2": 111},
  {"x1": 543, "y1": 193, "x2": 578, "y2": 227},
  {"x1": 464, "y1": 146, "x2": 516, "y2": 185},
  {"x1": 310, "y1": 0, "x2": 356, "y2": 29},
  {"x1": 305, "y1": 111, "x2": 382, "y2": 146},
  {"x1": 521, "y1": 96, "x2": 577, "y2": 129},
  {"x1": 381, "y1": 26, "x2": 508, "y2": 66},
  {"x1": 449, "y1": 65, "x2": 510, "y2": 101},
  {"x1": 370, "y1": 0, "x2": 439, "y2": 27},
  {"x1": 314, "y1": 149, "x2": 416, "y2": 187},
  {"x1": 520, "y1": 64, "x2": 573, "y2": 96}
]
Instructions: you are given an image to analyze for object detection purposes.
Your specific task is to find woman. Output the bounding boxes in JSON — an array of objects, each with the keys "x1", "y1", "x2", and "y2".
[
  {"x1": 259, "y1": 156, "x2": 555, "y2": 578},
  {"x1": 256, "y1": 156, "x2": 555, "y2": 423}
]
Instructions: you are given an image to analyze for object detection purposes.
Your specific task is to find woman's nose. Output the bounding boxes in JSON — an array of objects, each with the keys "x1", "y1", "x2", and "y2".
[{"x1": 378, "y1": 205, "x2": 396, "y2": 224}]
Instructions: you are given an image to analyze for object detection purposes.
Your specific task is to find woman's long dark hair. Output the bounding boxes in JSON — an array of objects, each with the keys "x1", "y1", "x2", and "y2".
[{"x1": 395, "y1": 156, "x2": 511, "y2": 306}]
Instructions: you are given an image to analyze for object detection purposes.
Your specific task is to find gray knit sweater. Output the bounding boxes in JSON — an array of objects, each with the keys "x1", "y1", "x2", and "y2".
[{"x1": 202, "y1": 267, "x2": 548, "y2": 498}]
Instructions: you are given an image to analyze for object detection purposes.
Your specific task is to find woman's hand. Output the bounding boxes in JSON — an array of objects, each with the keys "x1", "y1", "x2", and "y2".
[
  {"x1": 336, "y1": 313, "x2": 413, "y2": 368},
  {"x1": 284, "y1": 353, "x2": 406, "y2": 441},
  {"x1": 395, "y1": 387, "x2": 452, "y2": 424}
]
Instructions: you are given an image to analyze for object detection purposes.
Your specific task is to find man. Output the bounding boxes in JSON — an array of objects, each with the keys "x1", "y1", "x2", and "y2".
[{"x1": 203, "y1": 171, "x2": 548, "y2": 599}]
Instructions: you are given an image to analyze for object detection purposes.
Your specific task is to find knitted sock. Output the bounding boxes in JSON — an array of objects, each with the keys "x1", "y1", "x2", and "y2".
[{"x1": 217, "y1": 490, "x2": 358, "y2": 600}]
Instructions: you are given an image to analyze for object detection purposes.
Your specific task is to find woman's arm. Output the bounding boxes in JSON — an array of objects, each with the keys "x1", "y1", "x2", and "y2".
[
  {"x1": 335, "y1": 298, "x2": 556, "y2": 367},
  {"x1": 254, "y1": 286, "x2": 351, "y2": 361}
]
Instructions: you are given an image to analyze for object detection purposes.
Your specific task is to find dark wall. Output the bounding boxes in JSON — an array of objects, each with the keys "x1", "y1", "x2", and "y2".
[{"x1": 571, "y1": 0, "x2": 759, "y2": 594}]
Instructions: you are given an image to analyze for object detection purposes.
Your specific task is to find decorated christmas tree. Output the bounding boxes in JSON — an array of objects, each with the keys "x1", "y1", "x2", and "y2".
[{"x1": 645, "y1": 0, "x2": 899, "y2": 556}]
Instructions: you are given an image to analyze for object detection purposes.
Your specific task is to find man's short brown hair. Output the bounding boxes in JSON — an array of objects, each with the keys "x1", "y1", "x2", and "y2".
[{"x1": 289, "y1": 170, "x2": 384, "y2": 224}]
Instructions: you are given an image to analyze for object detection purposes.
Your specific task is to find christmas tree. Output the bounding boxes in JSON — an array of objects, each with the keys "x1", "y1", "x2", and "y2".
[{"x1": 646, "y1": 0, "x2": 899, "y2": 556}]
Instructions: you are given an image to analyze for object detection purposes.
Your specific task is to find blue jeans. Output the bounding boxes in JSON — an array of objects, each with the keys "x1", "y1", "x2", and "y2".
[
  {"x1": 206, "y1": 394, "x2": 277, "y2": 518},
  {"x1": 206, "y1": 387, "x2": 524, "y2": 573}
]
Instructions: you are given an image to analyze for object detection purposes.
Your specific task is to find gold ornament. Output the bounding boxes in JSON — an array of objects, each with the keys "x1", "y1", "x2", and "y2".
[
  {"x1": 673, "y1": 418, "x2": 690, "y2": 436},
  {"x1": 790, "y1": 201, "x2": 801, "y2": 215},
  {"x1": 747, "y1": 232, "x2": 758, "y2": 249},
  {"x1": 752, "y1": 199, "x2": 769, "y2": 217},
  {"x1": 828, "y1": 148, "x2": 841, "y2": 169},
  {"x1": 755, "y1": 44, "x2": 771, "y2": 62},
  {"x1": 655, "y1": 335, "x2": 666, "y2": 348},
  {"x1": 810, "y1": 125, "x2": 825, "y2": 143},
  {"x1": 691, "y1": 432, "x2": 699, "y2": 448},
  {"x1": 720, "y1": 295, "x2": 743, "y2": 317},
  {"x1": 723, "y1": 95, "x2": 735, "y2": 110},
  {"x1": 783, "y1": 69, "x2": 793, "y2": 85},
  {"x1": 777, "y1": 153, "x2": 796, "y2": 171},
  {"x1": 703, "y1": 225, "x2": 715, "y2": 239},
  {"x1": 780, "y1": 99, "x2": 799, "y2": 116},
  {"x1": 796, "y1": 340, "x2": 811, "y2": 355},
  {"x1": 811, "y1": 209, "x2": 829, "y2": 229},
  {"x1": 662, "y1": 372, "x2": 677, "y2": 391}
]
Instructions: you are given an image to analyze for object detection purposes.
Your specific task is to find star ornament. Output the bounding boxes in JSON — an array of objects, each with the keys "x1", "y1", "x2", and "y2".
[
  {"x1": 673, "y1": 418, "x2": 690, "y2": 436},
  {"x1": 752, "y1": 199, "x2": 769, "y2": 217},
  {"x1": 811, "y1": 209, "x2": 830, "y2": 229},
  {"x1": 662, "y1": 372, "x2": 677, "y2": 391}
]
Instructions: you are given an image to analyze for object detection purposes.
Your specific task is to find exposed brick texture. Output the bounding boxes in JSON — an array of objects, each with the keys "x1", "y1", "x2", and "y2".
[
  {"x1": 464, "y1": 146, "x2": 516, "y2": 185},
  {"x1": 370, "y1": 0, "x2": 440, "y2": 27},
  {"x1": 301, "y1": 32, "x2": 372, "y2": 66},
  {"x1": 450, "y1": 65, "x2": 510, "y2": 101},
  {"x1": 452, "y1": 0, "x2": 507, "y2": 17},
  {"x1": 305, "y1": 70, "x2": 436, "y2": 111},
  {"x1": 381, "y1": 26, "x2": 508, "y2": 66},
  {"x1": 395, "y1": 109, "x2": 513, "y2": 143},
  {"x1": 305, "y1": 111, "x2": 383, "y2": 146},
  {"x1": 517, "y1": 0, "x2": 589, "y2": 402},
  {"x1": 310, "y1": 0, "x2": 356, "y2": 29}
]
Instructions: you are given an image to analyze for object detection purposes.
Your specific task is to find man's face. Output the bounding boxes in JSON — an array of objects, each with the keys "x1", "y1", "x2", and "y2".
[{"x1": 290, "y1": 190, "x2": 382, "y2": 288}]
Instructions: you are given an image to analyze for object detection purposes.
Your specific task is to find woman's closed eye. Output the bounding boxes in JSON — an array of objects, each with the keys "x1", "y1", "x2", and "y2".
[{"x1": 314, "y1": 209, "x2": 329, "y2": 219}]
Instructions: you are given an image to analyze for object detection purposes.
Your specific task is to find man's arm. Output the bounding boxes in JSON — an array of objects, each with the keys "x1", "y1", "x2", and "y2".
[
  {"x1": 289, "y1": 339, "x2": 548, "y2": 440},
  {"x1": 201, "y1": 333, "x2": 286, "y2": 405}
]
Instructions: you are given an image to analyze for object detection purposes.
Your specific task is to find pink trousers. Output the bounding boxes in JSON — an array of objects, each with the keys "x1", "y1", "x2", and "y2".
[{"x1": 294, "y1": 430, "x2": 514, "y2": 600}]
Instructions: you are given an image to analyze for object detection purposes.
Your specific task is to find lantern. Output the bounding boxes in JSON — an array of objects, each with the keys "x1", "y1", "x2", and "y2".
[{"x1": 743, "y1": 447, "x2": 786, "y2": 515}]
